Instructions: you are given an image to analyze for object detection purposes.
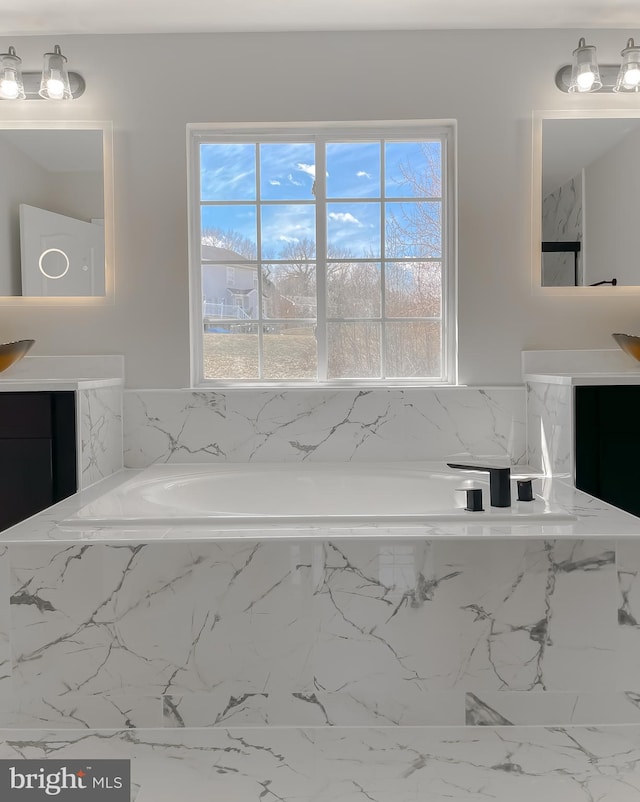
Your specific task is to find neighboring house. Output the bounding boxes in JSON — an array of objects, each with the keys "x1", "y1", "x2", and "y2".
[{"x1": 201, "y1": 244, "x2": 258, "y2": 328}]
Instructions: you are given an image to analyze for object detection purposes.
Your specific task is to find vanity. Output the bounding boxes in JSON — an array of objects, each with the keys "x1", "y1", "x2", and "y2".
[{"x1": 0, "y1": 355, "x2": 124, "y2": 531}]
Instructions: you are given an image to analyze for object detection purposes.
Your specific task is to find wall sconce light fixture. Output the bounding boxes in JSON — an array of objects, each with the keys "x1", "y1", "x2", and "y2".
[
  {"x1": 556, "y1": 36, "x2": 640, "y2": 93},
  {"x1": 0, "y1": 45, "x2": 84, "y2": 100}
]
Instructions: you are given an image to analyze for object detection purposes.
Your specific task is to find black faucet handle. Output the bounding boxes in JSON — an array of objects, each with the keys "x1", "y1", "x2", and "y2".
[
  {"x1": 461, "y1": 487, "x2": 484, "y2": 512},
  {"x1": 517, "y1": 478, "x2": 535, "y2": 502}
]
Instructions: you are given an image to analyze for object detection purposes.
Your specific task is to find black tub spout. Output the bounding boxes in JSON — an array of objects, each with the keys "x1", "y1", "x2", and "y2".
[{"x1": 447, "y1": 462, "x2": 511, "y2": 508}]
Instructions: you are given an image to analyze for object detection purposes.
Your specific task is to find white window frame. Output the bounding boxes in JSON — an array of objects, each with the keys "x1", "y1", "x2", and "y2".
[{"x1": 188, "y1": 120, "x2": 457, "y2": 387}]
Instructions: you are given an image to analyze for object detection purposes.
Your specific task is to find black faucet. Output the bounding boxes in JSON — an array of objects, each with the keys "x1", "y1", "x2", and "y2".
[{"x1": 446, "y1": 462, "x2": 511, "y2": 507}]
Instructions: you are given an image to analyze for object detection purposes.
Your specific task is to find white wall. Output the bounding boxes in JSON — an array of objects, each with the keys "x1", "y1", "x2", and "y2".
[
  {"x1": 0, "y1": 30, "x2": 639, "y2": 388},
  {"x1": 585, "y1": 125, "x2": 640, "y2": 287}
]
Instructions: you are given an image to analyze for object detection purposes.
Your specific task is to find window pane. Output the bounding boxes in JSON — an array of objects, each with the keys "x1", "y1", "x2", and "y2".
[
  {"x1": 385, "y1": 262, "x2": 442, "y2": 318},
  {"x1": 385, "y1": 321, "x2": 441, "y2": 378},
  {"x1": 327, "y1": 262, "x2": 380, "y2": 318},
  {"x1": 200, "y1": 144, "x2": 256, "y2": 201},
  {"x1": 260, "y1": 204, "x2": 316, "y2": 260},
  {"x1": 262, "y1": 263, "x2": 316, "y2": 319},
  {"x1": 201, "y1": 206, "x2": 257, "y2": 259},
  {"x1": 328, "y1": 322, "x2": 381, "y2": 378},
  {"x1": 385, "y1": 141, "x2": 441, "y2": 198},
  {"x1": 327, "y1": 202, "x2": 380, "y2": 258},
  {"x1": 260, "y1": 143, "x2": 316, "y2": 201},
  {"x1": 263, "y1": 321, "x2": 317, "y2": 380},
  {"x1": 203, "y1": 263, "x2": 259, "y2": 322},
  {"x1": 385, "y1": 202, "x2": 441, "y2": 258},
  {"x1": 203, "y1": 328, "x2": 259, "y2": 380},
  {"x1": 326, "y1": 142, "x2": 380, "y2": 198}
]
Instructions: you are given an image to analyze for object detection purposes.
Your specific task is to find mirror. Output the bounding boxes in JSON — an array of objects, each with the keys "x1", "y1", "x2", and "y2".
[
  {"x1": 0, "y1": 123, "x2": 112, "y2": 299},
  {"x1": 538, "y1": 112, "x2": 640, "y2": 288}
]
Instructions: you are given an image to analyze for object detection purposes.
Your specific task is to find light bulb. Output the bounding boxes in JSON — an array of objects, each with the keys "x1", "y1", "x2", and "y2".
[
  {"x1": 0, "y1": 71, "x2": 19, "y2": 99},
  {"x1": 46, "y1": 76, "x2": 65, "y2": 99},
  {"x1": 622, "y1": 66, "x2": 640, "y2": 88},
  {"x1": 576, "y1": 65, "x2": 595, "y2": 91}
]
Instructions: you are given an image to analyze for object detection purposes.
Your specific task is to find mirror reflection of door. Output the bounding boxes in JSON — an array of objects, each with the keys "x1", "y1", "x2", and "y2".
[
  {"x1": 541, "y1": 116, "x2": 640, "y2": 287},
  {"x1": 19, "y1": 205, "x2": 105, "y2": 296},
  {"x1": 0, "y1": 127, "x2": 105, "y2": 298}
]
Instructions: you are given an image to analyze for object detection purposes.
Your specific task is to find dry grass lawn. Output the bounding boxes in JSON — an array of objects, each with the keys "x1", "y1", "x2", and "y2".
[{"x1": 203, "y1": 331, "x2": 317, "y2": 379}]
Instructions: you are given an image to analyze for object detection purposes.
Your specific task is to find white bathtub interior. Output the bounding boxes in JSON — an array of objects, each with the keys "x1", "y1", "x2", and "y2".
[{"x1": 61, "y1": 461, "x2": 577, "y2": 527}]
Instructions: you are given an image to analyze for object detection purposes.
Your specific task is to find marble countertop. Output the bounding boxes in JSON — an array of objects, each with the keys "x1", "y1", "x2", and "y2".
[
  {"x1": 2, "y1": 465, "x2": 640, "y2": 543},
  {"x1": 522, "y1": 348, "x2": 640, "y2": 385},
  {"x1": 0, "y1": 354, "x2": 124, "y2": 390},
  {"x1": 524, "y1": 371, "x2": 640, "y2": 386},
  {"x1": 0, "y1": 377, "x2": 123, "y2": 391}
]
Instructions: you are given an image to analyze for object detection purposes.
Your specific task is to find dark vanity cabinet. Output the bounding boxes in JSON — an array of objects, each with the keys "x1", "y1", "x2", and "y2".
[
  {"x1": 575, "y1": 385, "x2": 640, "y2": 517},
  {"x1": 0, "y1": 392, "x2": 77, "y2": 531}
]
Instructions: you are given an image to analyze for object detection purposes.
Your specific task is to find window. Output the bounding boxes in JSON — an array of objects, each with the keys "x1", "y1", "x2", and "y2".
[{"x1": 189, "y1": 122, "x2": 456, "y2": 385}]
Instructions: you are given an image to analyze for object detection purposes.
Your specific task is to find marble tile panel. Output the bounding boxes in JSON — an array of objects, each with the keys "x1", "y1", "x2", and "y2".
[
  {"x1": 618, "y1": 540, "x2": 640, "y2": 688},
  {"x1": 8, "y1": 694, "x2": 162, "y2": 729},
  {"x1": 163, "y1": 688, "x2": 464, "y2": 727},
  {"x1": 124, "y1": 387, "x2": 526, "y2": 467},
  {"x1": 9, "y1": 541, "x2": 315, "y2": 722},
  {"x1": 123, "y1": 391, "x2": 226, "y2": 467},
  {"x1": 466, "y1": 691, "x2": 640, "y2": 726},
  {"x1": 5, "y1": 537, "x2": 619, "y2": 730},
  {"x1": 451, "y1": 539, "x2": 616, "y2": 691},
  {"x1": 526, "y1": 381, "x2": 573, "y2": 476},
  {"x1": 313, "y1": 539, "x2": 616, "y2": 696},
  {"x1": 79, "y1": 385, "x2": 124, "y2": 488},
  {"x1": 313, "y1": 541, "x2": 464, "y2": 696},
  {"x1": 1, "y1": 726, "x2": 640, "y2": 801}
]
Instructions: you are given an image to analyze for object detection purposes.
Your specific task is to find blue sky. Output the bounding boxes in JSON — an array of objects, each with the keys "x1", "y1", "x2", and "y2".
[{"x1": 200, "y1": 140, "x2": 441, "y2": 258}]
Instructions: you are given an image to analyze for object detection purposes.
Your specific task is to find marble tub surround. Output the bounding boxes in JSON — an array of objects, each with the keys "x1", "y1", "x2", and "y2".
[
  {"x1": 79, "y1": 384, "x2": 123, "y2": 489},
  {"x1": 526, "y1": 381, "x2": 573, "y2": 476},
  {"x1": 523, "y1": 349, "x2": 640, "y2": 476},
  {"x1": 0, "y1": 535, "x2": 634, "y2": 730},
  {"x1": 3, "y1": 725, "x2": 640, "y2": 802},
  {"x1": 124, "y1": 386, "x2": 526, "y2": 467}
]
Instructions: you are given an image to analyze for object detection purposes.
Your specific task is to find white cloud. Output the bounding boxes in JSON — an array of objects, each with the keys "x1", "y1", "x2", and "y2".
[
  {"x1": 296, "y1": 162, "x2": 316, "y2": 178},
  {"x1": 328, "y1": 212, "x2": 362, "y2": 226},
  {"x1": 278, "y1": 235, "x2": 299, "y2": 243},
  {"x1": 288, "y1": 173, "x2": 303, "y2": 186},
  {"x1": 356, "y1": 171, "x2": 372, "y2": 179},
  {"x1": 269, "y1": 179, "x2": 281, "y2": 186}
]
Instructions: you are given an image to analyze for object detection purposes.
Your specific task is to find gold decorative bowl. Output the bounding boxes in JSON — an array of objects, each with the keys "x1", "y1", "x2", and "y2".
[
  {"x1": 612, "y1": 333, "x2": 640, "y2": 363},
  {"x1": 0, "y1": 339, "x2": 35, "y2": 374}
]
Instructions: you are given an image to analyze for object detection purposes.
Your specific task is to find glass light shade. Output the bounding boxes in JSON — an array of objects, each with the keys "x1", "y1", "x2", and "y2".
[
  {"x1": 0, "y1": 47, "x2": 25, "y2": 100},
  {"x1": 614, "y1": 38, "x2": 640, "y2": 92},
  {"x1": 569, "y1": 38, "x2": 602, "y2": 93},
  {"x1": 39, "y1": 45, "x2": 72, "y2": 100}
]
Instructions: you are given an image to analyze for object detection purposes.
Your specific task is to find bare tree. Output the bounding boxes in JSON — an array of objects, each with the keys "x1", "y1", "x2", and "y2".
[{"x1": 202, "y1": 227, "x2": 257, "y2": 259}]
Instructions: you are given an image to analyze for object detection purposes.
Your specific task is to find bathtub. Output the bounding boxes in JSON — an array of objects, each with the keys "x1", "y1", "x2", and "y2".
[{"x1": 61, "y1": 462, "x2": 576, "y2": 528}]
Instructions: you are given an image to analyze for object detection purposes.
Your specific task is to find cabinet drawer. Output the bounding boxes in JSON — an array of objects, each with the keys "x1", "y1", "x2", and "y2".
[{"x1": 0, "y1": 393, "x2": 52, "y2": 438}]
